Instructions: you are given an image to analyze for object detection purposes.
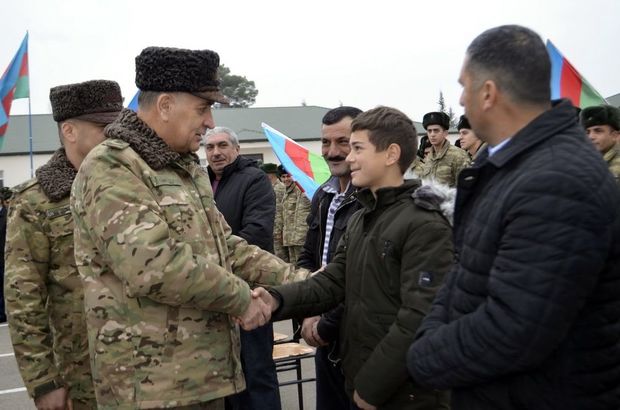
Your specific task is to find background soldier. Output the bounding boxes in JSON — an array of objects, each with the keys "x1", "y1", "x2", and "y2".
[
  {"x1": 580, "y1": 104, "x2": 620, "y2": 182},
  {"x1": 457, "y1": 115, "x2": 485, "y2": 161},
  {"x1": 419, "y1": 111, "x2": 470, "y2": 186},
  {"x1": 273, "y1": 165, "x2": 311, "y2": 264},
  {"x1": 70, "y1": 47, "x2": 308, "y2": 409},
  {"x1": 5, "y1": 80, "x2": 123, "y2": 410}
]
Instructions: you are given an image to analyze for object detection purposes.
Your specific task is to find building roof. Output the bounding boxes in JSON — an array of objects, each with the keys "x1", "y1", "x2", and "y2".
[
  {"x1": 0, "y1": 105, "x2": 426, "y2": 155},
  {"x1": 606, "y1": 93, "x2": 620, "y2": 108}
]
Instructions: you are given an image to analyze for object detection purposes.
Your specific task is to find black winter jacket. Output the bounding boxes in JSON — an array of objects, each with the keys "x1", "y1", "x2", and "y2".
[
  {"x1": 296, "y1": 177, "x2": 361, "y2": 343},
  {"x1": 207, "y1": 156, "x2": 276, "y2": 252},
  {"x1": 272, "y1": 180, "x2": 454, "y2": 409},
  {"x1": 407, "y1": 100, "x2": 620, "y2": 410}
]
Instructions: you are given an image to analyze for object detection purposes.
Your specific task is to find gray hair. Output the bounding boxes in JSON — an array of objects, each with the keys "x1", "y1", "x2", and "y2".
[{"x1": 204, "y1": 126, "x2": 239, "y2": 146}]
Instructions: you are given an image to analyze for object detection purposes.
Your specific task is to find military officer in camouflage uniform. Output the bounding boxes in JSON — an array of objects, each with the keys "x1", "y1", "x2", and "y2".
[
  {"x1": 273, "y1": 165, "x2": 311, "y2": 264},
  {"x1": 5, "y1": 80, "x2": 123, "y2": 410},
  {"x1": 580, "y1": 104, "x2": 620, "y2": 183},
  {"x1": 419, "y1": 111, "x2": 470, "y2": 187},
  {"x1": 70, "y1": 47, "x2": 309, "y2": 410}
]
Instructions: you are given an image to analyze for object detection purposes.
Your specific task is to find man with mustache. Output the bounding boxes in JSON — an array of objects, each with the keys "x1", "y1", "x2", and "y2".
[{"x1": 296, "y1": 106, "x2": 362, "y2": 410}]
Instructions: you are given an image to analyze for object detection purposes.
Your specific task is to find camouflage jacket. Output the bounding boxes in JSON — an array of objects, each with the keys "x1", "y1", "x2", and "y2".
[
  {"x1": 70, "y1": 109, "x2": 308, "y2": 409},
  {"x1": 4, "y1": 148, "x2": 95, "y2": 404},
  {"x1": 274, "y1": 183, "x2": 311, "y2": 256},
  {"x1": 604, "y1": 143, "x2": 620, "y2": 184},
  {"x1": 419, "y1": 140, "x2": 471, "y2": 187}
]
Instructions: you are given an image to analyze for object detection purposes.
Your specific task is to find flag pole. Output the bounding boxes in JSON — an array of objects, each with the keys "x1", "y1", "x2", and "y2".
[{"x1": 26, "y1": 31, "x2": 33, "y2": 178}]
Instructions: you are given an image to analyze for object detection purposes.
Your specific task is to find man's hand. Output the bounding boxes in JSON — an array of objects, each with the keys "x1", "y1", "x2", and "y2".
[
  {"x1": 251, "y1": 287, "x2": 279, "y2": 312},
  {"x1": 237, "y1": 293, "x2": 271, "y2": 331},
  {"x1": 301, "y1": 316, "x2": 327, "y2": 347},
  {"x1": 353, "y1": 390, "x2": 377, "y2": 410},
  {"x1": 35, "y1": 386, "x2": 73, "y2": 410}
]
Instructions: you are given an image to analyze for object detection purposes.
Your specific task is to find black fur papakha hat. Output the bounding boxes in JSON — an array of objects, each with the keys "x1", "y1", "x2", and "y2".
[
  {"x1": 135, "y1": 46, "x2": 229, "y2": 104},
  {"x1": 50, "y1": 80, "x2": 123, "y2": 123},
  {"x1": 457, "y1": 115, "x2": 471, "y2": 131},
  {"x1": 261, "y1": 163, "x2": 278, "y2": 174},
  {"x1": 580, "y1": 105, "x2": 620, "y2": 131},
  {"x1": 422, "y1": 111, "x2": 450, "y2": 130}
]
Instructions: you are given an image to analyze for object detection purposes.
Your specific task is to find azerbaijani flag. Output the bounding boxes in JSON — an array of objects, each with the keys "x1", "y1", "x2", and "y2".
[
  {"x1": 127, "y1": 90, "x2": 140, "y2": 111},
  {"x1": 0, "y1": 33, "x2": 29, "y2": 144},
  {"x1": 262, "y1": 122, "x2": 330, "y2": 200},
  {"x1": 546, "y1": 40, "x2": 606, "y2": 108}
]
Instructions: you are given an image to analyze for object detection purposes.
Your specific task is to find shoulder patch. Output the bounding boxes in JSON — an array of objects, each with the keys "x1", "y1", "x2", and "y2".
[
  {"x1": 102, "y1": 139, "x2": 130, "y2": 150},
  {"x1": 13, "y1": 178, "x2": 38, "y2": 194}
]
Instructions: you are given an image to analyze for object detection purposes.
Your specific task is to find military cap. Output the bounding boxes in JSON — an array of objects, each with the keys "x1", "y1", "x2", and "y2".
[
  {"x1": 261, "y1": 163, "x2": 278, "y2": 174},
  {"x1": 457, "y1": 115, "x2": 471, "y2": 131},
  {"x1": 580, "y1": 105, "x2": 620, "y2": 131},
  {"x1": 50, "y1": 80, "x2": 123, "y2": 123},
  {"x1": 422, "y1": 111, "x2": 450, "y2": 130},
  {"x1": 135, "y1": 46, "x2": 229, "y2": 104},
  {"x1": 277, "y1": 164, "x2": 290, "y2": 177}
]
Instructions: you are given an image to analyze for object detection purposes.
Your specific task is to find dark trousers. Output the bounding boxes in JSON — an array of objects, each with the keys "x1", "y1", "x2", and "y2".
[
  {"x1": 315, "y1": 344, "x2": 351, "y2": 410},
  {"x1": 226, "y1": 323, "x2": 281, "y2": 410}
]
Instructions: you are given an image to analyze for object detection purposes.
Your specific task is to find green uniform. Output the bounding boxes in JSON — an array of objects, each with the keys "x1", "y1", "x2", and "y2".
[
  {"x1": 604, "y1": 143, "x2": 620, "y2": 183},
  {"x1": 419, "y1": 140, "x2": 471, "y2": 187},
  {"x1": 273, "y1": 183, "x2": 311, "y2": 263},
  {"x1": 71, "y1": 110, "x2": 308, "y2": 409},
  {"x1": 4, "y1": 148, "x2": 96, "y2": 407}
]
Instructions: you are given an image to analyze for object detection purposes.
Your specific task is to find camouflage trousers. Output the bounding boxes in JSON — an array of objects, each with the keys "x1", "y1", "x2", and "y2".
[
  {"x1": 70, "y1": 399, "x2": 97, "y2": 410},
  {"x1": 171, "y1": 398, "x2": 224, "y2": 410},
  {"x1": 282, "y1": 246, "x2": 303, "y2": 265}
]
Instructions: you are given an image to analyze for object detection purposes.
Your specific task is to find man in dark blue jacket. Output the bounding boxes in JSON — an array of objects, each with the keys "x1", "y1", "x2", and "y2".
[
  {"x1": 407, "y1": 25, "x2": 620, "y2": 410},
  {"x1": 205, "y1": 126, "x2": 280, "y2": 410},
  {"x1": 296, "y1": 106, "x2": 362, "y2": 410}
]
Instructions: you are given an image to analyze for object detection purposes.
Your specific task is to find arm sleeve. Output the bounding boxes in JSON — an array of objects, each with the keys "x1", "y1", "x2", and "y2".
[
  {"x1": 4, "y1": 194, "x2": 63, "y2": 397},
  {"x1": 354, "y1": 220, "x2": 454, "y2": 406},
  {"x1": 407, "y1": 171, "x2": 612, "y2": 389},
  {"x1": 271, "y1": 228, "x2": 350, "y2": 321}
]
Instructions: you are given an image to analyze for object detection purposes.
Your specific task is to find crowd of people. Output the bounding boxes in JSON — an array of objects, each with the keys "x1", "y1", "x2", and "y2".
[{"x1": 1, "y1": 23, "x2": 619, "y2": 410}]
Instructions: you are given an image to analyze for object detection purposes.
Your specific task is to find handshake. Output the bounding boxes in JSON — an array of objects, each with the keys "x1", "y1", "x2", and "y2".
[{"x1": 234, "y1": 287, "x2": 280, "y2": 331}]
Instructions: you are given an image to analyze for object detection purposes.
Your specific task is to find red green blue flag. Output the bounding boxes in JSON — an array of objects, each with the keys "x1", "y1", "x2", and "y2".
[
  {"x1": 0, "y1": 33, "x2": 29, "y2": 141},
  {"x1": 546, "y1": 40, "x2": 606, "y2": 108},
  {"x1": 262, "y1": 122, "x2": 330, "y2": 199}
]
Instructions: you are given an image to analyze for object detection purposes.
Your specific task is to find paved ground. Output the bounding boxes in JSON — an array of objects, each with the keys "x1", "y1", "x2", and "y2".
[{"x1": 0, "y1": 320, "x2": 317, "y2": 410}]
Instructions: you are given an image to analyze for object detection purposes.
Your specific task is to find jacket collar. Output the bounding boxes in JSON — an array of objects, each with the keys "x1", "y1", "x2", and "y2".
[
  {"x1": 430, "y1": 139, "x2": 450, "y2": 160},
  {"x1": 207, "y1": 156, "x2": 256, "y2": 181},
  {"x1": 104, "y1": 108, "x2": 199, "y2": 170},
  {"x1": 485, "y1": 99, "x2": 577, "y2": 169},
  {"x1": 356, "y1": 179, "x2": 421, "y2": 211},
  {"x1": 35, "y1": 148, "x2": 77, "y2": 202},
  {"x1": 603, "y1": 143, "x2": 619, "y2": 164}
]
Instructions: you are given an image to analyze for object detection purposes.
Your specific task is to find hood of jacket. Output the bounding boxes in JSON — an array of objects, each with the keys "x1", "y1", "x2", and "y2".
[{"x1": 356, "y1": 178, "x2": 456, "y2": 225}]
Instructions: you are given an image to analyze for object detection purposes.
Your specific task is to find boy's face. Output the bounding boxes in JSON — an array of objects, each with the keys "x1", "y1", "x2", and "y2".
[{"x1": 346, "y1": 130, "x2": 388, "y2": 192}]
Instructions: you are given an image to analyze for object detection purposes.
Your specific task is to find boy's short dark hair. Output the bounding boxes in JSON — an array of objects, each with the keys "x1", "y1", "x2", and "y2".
[
  {"x1": 351, "y1": 106, "x2": 417, "y2": 173},
  {"x1": 322, "y1": 106, "x2": 363, "y2": 125}
]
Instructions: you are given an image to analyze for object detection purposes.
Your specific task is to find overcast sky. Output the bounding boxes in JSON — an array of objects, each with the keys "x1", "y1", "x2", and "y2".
[{"x1": 2, "y1": 0, "x2": 618, "y2": 123}]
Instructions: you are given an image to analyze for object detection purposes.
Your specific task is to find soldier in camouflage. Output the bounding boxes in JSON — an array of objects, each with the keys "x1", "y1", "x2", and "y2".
[
  {"x1": 580, "y1": 104, "x2": 620, "y2": 183},
  {"x1": 457, "y1": 115, "x2": 486, "y2": 162},
  {"x1": 419, "y1": 111, "x2": 471, "y2": 187},
  {"x1": 4, "y1": 80, "x2": 123, "y2": 410},
  {"x1": 273, "y1": 165, "x2": 311, "y2": 264},
  {"x1": 70, "y1": 47, "x2": 309, "y2": 410}
]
